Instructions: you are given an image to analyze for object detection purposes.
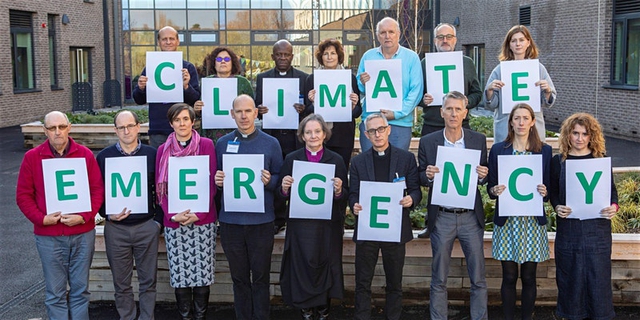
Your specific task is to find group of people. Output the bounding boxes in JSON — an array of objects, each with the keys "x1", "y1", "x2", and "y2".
[{"x1": 15, "y1": 16, "x2": 619, "y2": 320}]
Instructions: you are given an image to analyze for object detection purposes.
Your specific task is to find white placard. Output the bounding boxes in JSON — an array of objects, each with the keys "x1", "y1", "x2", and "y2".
[
  {"x1": 431, "y1": 146, "x2": 480, "y2": 209},
  {"x1": 425, "y1": 51, "x2": 465, "y2": 106},
  {"x1": 313, "y1": 69, "x2": 352, "y2": 122},
  {"x1": 566, "y1": 158, "x2": 612, "y2": 220},
  {"x1": 288, "y1": 161, "x2": 335, "y2": 220},
  {"x1": 499, "y1": 59, "x2": 541, "y2": 113},
  {"x1": 105, "y1": 156, "x2": 148, "y2": 214},
  {"x1": 262, "y1": 78, "x2": 300, "y2": 129},
  {"x1": 42, "y1": 158, "x2": 91, "y2": 215},
  {"x1": 364, "y1": 59, "x2": 403, "y2": 112},
  {"x1": 146, "y1": 51, "x2": 184, "y2": 103},
  {"x1": 497, "y1": 154, "x2": 543, "y2": 216},
  {"x1": 201, "y1": 77, "x2": 238, "y2": 129},
  {"x1": 223, "y1": 154, "x2": 265, "y2": 213},
  {"x1": 356, "y1": 181, "x2": 405, "y2": 242},
  {"x1": 168, "y1": 155, "x2": 210, "y2": 213}
]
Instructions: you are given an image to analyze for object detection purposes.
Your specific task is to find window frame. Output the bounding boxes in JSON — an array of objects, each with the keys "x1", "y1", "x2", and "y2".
[
  {"x1": 609, "y1": 11, "x2": 640, "y2": 89},
  {"x1": 10, "y1": 10, "x2": 37, "y2": 93},
  {"x1": 48, "y1": 14, "x2": 61, "y2": 90}
]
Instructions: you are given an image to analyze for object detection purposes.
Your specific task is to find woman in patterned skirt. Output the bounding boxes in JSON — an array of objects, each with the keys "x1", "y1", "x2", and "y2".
[
  {"x1": 156, "y1": 103, "x2": 217, "y2": 320},
  {"x1": 487, "y1": 103, "x2": 551, "y2": 320},
  {"x1": 550, "y1": 113, "x2": 618, "y2": 320}
]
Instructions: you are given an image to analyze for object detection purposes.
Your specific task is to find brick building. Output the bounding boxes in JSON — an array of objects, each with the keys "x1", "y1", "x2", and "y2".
[
  {"x1": 441, "y1": 0, "x2": 640, "y2": 141},
  {"x1": 0, "y1": 0, "x2": 116, "y2": 128}
]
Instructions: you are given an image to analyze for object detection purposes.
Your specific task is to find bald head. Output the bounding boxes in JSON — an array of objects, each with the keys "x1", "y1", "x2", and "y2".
[
  {"x1": 43, "y1": 111, "x2": 71, "y2": 153},
  {"x1": 157, "y1": 26, "x2": 180, "y2": 51},
  {"x1": 272, "y1": 39, "x2": 294, "y2": 72},
  {"x1": 43, "y1": 111, "x2": 70, "y2": 127},
  {"x1": 231, "y1": 94, "x2": 258, "y2": 135}
]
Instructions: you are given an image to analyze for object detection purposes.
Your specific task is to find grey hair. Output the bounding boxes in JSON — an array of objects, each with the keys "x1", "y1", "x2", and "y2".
[
  {"x1": 434, "y1": 22, "x2": 457, "y2": 36},
  {"x1": 442, "y1": 90, "x2": 468, "y2": 108},
  {"x1": 364, "y1": 113, "x2": 389, "y2": 128},
  {"x1": 376, "y1": 17, "x2": 400, "y2": 34}
]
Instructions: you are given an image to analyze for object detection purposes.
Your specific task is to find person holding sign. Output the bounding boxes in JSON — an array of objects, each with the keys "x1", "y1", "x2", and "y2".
[
  {"x1": 133, "y1": 26, "x2": 201, "y2": 148},
  {"x1": 255, "y1": 39, "x2": 309, "y2": 235},
  {"x1": 156, "y1": 104, "x2": 217, "y2": 320},
  {"x1": 215, "y1": 95, "x2": 283, "y2": 320},
  {"x1": 348, "y1": 113, "x2": 421, "y2": 320},
  {"x1": 419, "y1": 23, "x2": 482, "y2": 136},
  {"x1": 277, "y1": 114, "x2": 348, "y2": 320},
  {"x1": 194, "y1": 46, "x2": 254, "y2": 143},
  {"x1": 487, "y1": 104, "x2": 551, "y2": 320},
  {"x1": 417, "y1": 91, "x2": 489, "y2": 319},
  {"x1": 549, "y1": 113, "x2": 618, "y2": 320},
  {"x1": 16, "y1": 111, "x2": 105, "y2": 320},
  {"x1": 356, "y1": 17, "x2": 423, "y2": 152},
  {"x1": 303, "y1": 38, "x2": 362, "y2": 169},
  {"x1": 96, "y1": 110, "x2": 162, "y2": 320},
  {"x1": 483, "y1": 25, "x2": 556, "y2": 144}
]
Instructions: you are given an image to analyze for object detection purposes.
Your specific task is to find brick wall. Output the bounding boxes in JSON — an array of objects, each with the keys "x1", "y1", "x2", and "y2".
[
  {"x1": 442, "y1": 0, "x2": 640, "y2": 141},
  {"x1": 0, "y1": 0, "x2": 116, "y2": 127}
]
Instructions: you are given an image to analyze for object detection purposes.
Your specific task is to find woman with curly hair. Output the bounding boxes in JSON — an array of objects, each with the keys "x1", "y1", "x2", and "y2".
[
  {"x1": 484, "y1": 25, "x2": 557, "y2": 143},
  {"x1": 194, "y1": 47, "x2": 254, "y2": 142},
  {"x1": 549, "y1": 113, "x2": 618, "y2": 320}
]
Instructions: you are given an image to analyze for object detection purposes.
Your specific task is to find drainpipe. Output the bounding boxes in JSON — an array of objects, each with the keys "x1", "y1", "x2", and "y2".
[{"x1": 102, "y1": 0, "x2": 110, "y2": 80}]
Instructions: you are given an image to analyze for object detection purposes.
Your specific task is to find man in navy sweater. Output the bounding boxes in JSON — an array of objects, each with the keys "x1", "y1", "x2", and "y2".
[
  {"x1": 215, "y1": 94, "x2": 283, "y2": 320},
  {"x1": 96, "y1": 110, "x2": 162, "y2": 320},
  {"x1": 132, "y1": 26, "x2": 200, "y2": 148}
]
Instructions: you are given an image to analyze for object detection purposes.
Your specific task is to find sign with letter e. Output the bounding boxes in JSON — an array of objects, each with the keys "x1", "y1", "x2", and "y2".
[
  {"x1": 499, "y1": 59, "x2": 540, "y2": 113},
  {"x1": 168, "y1": 155, "x2": 210, "y2": 213},
  {"x1": 42, "y1": 158, "x2": 91, "y2": 214},
  {"x1": 356, "y1": 181, "x2": 405, "y2": 242}
]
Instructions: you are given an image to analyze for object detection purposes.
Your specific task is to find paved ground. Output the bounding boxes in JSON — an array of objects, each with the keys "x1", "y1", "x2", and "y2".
[{"x1": 1, "y1": 124, "x2": 639, "y2": 320}]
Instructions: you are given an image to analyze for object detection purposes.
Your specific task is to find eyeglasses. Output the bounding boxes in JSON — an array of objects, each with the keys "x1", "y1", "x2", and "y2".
[
  {"x1": 116, "y1": 123, "x2": 138, "y2": 131},
  {"x1": 366, "y1": 126, "x2": 389, "y2": 135},
  {"x1": 44, "y1": 124, "x2": 69, "y2": 132},
  {"x1": 216, "y1": 57, "x2": 231, "y2": 62},
  {"x1": 435, "y1": 34, "x2": 456, "y2": 40}
]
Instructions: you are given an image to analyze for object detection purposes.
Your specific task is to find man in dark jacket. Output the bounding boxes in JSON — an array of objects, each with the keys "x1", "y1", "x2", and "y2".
[{"x1": 349, "y1": 113, "x2": 422, "y2": 320}]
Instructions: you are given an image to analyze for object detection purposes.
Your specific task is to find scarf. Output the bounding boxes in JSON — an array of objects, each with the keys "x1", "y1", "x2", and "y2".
[{"x1": 156, "y1": 129, "x2": 201, "y2": 203}]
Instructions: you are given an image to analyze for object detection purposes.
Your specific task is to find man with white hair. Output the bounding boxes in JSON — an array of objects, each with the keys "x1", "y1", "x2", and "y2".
[
  {"x1": 16, "y1": 111, "x2": 104, "y2": 319},
  {"x1": 356, "y1": 17, "x2": 423, "y2": 152}
]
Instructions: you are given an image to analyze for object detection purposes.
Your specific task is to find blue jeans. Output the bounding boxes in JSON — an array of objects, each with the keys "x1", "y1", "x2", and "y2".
[
  {"x1": 35, "y1": 229, "x2": 95, "y2": 320},
  {"x1": 429, "y1": 210, "x2": 487, "y2": 320},
  {"x1": 358, "y1": 122, "x2": 412, "y2": 152},
  {"x1": 220, "y1": 222, "x2": 274, "y2": 320}
]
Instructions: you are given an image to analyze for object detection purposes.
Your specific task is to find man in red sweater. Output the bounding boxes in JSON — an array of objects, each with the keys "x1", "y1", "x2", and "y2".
[{"x1": 16, "y1": 111, "x2": 104, "y2": 320}]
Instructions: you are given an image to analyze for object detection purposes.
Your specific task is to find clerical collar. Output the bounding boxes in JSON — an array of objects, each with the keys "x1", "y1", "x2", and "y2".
[
  {"x1": 373, "y1": 146, "x2": 390, "y2": 157},
  {"x1": 234, "y1": 128, "x2": 258, "y2": 140},
  {"x1": 178, "y1": 138, "x2": 191, "y2": 147}
]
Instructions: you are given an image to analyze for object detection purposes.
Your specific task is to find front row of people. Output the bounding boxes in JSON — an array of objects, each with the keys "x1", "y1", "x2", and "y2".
[{"x1": 17, "y1": 91, "x2": 618, "y2": 320}]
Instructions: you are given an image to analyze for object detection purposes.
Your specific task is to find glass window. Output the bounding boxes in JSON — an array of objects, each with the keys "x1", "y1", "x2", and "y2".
[
  {"x1": 251, "y1": 0, "x2": 281, "y2": 9},
  {"x1": 253, "y1": 32, "x2": 279, "y2": 43},
  {"x1": 188, "y1": 46, "x2": 210, "y2": 71},
  {"x1": 226, "y1": 0, "x2": 250, "y2": 9},
  {"x1": 465, "y1": 44, "x2": 485, "y2": 87},
  {"x1": 187, "y1": 0, "x2": 218, "y2": 8},
  {"x1": 226, "y1": 31, "x2": 250, "y2": 44},
  {"x1": 612, "y1": 17, "x2": 640, "y2": 86},
  {"x1": 10, "y1": 11, "x2": 35, "y2": 91},
  {"x1": 48, "y1": 14, "x2": 59, "y2": 89},
  {"x1": 129, "y1": 10, "x2": 155, "y2": 30},
  {"x1": 123, "y1": 10, "x2": 130, "y2": 30},
  {"x1": 123, "y1": 0, "x2": 129, "y2": 9},
  {"x1": 373, "y1": 0, "x2": 399, "y2": 9},
  {"x1": 344, "y1": 0, "x2": 372, "y2": 10},
  {"x1": 131, "y1": 31, "x2": 156, "y2": 45},
  {"x1": 226, "y1": 10, "x2": 251, "y2": 29},
  {"x1": 284, "y1": 32, "x2": 312, "y2": 44},
  {"x1": 131, "y1": 46, "x2": 155, "y2": 75},
  {"x1": 319, "y1": 10, "x2": 343, "y2": 29},
  {"x1": 282, "y1": 10, "x2": 312, "y2": 30},
  {"x1": 319, "y1": 30, "x2": 342, "y2": 42},
  {"x1": 283, "y1": 0, "x2": 313, "y2": 9},
  {"x1": 155, "y1": 10, "x2": 187, "y2": 30},
  {"x1": 129, "y1": 0, "x2": 154, "y2": 8},
  {"x1": 190, "y1": 32, "x2": 218, "y2": 42},
  {"x1": 155, "y1": 0, "x2": 187, "y2": 8},
  {"x1": 188, "y1": 10, "x2": 219, "y2": 30},
  {"x1": 251, "y1": 45, "x2": 276, "y2": 74},
  {"x1": 251, "y1": 10, "x2": 281, "y2": 30}
]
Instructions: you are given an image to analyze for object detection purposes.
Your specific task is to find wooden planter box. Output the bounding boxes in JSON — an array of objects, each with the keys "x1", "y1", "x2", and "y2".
[
  {"x1": 90, "y1": 228, "x2": 640, "y2": 306},
  {"x1": 21, "y1": 121, "x2": 149, "y2": 149}
]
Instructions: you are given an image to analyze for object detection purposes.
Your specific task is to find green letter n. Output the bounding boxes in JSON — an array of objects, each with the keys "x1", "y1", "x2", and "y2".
[{"x1": 441, "y1": 162, "x2": 471, "y2": 196}]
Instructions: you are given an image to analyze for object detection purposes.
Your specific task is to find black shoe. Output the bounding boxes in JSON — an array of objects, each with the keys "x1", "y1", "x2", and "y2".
[
  {"x1": 274, "y1": 224, "x2": 285, "y2": 235},
  {"x1": 417, "y1": 227, "x2": 429, "y2": 239},
  {"x1": 301, "y1": 308, "x2": 315, "y2": 320},
  {"x1": 192, "y1": 286, "x2": 210, "y2": 320},
  {"x1": 317, "y1": 304, "x2": 330, "y2": 320},
  {"x1": 174, "y1": 287, "x2": 193, "y2": 320}
]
